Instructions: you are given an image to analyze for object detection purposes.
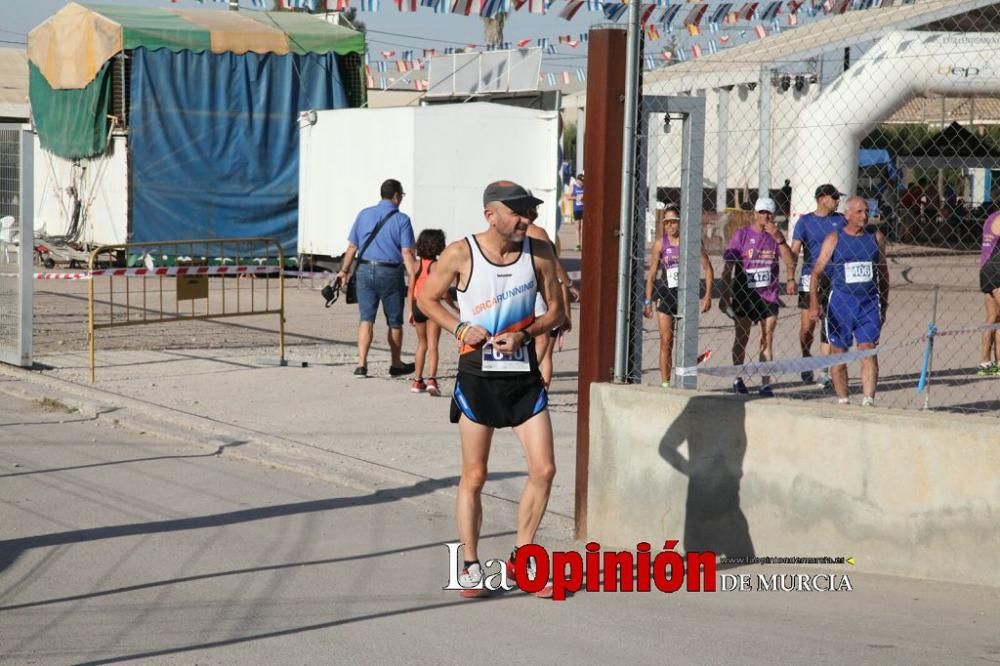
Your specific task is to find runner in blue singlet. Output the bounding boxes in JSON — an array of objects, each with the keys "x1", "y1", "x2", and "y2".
[{"x1": 808, "y1": 196, "x2": 889, "y2": 407}]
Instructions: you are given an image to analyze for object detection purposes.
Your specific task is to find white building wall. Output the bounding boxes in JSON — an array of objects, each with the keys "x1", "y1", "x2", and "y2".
[
  {"x1": 645, "y1": 83, "x2": 820, "y2": 204},
  {"x1": 33, "y1": 133, "x2": 128, "y2": 246}
]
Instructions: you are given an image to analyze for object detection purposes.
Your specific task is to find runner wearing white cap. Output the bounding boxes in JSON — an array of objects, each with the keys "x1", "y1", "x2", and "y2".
[{"x1": 719, "y1": 197, "x2": 794, "y2": 396}]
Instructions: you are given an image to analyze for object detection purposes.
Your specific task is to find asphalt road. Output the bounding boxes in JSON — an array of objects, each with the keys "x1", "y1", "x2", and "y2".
[{"x1": 2, "y1": 395, "x2": 998, "y2": 665}]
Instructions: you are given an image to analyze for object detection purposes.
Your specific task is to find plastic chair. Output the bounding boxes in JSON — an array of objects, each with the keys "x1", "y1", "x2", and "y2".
[{"x1": 0, "y1": 216, "x2": 16, "y2": 264}]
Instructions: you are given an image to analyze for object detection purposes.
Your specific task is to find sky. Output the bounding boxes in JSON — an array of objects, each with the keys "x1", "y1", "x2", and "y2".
[{"x1": 0, "y1": 0, "x2": 612, "y2": 75}]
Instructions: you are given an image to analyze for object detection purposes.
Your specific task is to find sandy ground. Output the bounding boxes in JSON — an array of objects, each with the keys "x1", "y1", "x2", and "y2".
[{"x1": 28, "y1": 228, "x2": 998, "y2": 416}]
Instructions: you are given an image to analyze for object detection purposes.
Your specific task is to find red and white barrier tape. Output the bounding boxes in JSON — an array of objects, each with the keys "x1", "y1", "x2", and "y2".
[
  {"x1": 286, "y1": 270, "x2": 335, "y2": 279},
  {"x1": 14, "y1": 264, "x2": 284, "y2": 280},
  {"x1": 31, "y1": 272, "x2": 92, "y2": 280},
  {"x1": 9, "y1": 269, "x2": 412, "y2": 281}
]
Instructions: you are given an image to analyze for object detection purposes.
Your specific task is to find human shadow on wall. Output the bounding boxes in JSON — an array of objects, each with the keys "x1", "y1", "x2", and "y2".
[{"x1": 658, "y1": 395, "x2": 755, "y2": 559}]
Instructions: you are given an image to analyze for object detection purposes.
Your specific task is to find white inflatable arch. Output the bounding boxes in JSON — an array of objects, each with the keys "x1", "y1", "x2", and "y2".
[{"x1": 790, "y1": 30, "x2": 1000, "y2": 225}]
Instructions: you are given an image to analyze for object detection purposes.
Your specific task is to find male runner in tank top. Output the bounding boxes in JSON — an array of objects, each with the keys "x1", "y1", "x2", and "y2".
[
  {"x1": 417, "y1": 181, "x2": 565, "y2": 598},
  {"x1": 808, "y1": 195, "x2": 890, "y2": 407}
]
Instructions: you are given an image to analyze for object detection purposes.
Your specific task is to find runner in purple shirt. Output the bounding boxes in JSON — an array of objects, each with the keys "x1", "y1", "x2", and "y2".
[
  {"x1": 643, "y1": 205, "x2": 713, "y2": 388},
  {"x1": 978, "y1": 212, "x2": 1000, "y2": 376},
  {"x1": 981, "y1": 212, "x2": 1000, "y2": 269},
  {"x1": 720, "y1": 197, "x2": 794, "y2": 396}
]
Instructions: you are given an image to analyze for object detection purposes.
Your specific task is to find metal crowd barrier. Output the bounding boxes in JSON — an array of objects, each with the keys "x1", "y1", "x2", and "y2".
[{"x1": 87, "y1": 237, "x2": 285, "y2": 382}]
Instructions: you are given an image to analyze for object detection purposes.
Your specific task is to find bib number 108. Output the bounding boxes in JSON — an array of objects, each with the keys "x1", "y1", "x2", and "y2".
[{"x1": 844, "y1": 261, "x2": 873, "y2": 284}]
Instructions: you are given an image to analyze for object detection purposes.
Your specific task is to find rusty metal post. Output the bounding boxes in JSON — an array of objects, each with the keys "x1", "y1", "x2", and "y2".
[
  {"x1": 614, "y1": 0, "x2": 643, "y2": 383},
  {"x1": 575, "y1": 26, "x2": 628, "y2": 540},
  {"x1": 276, "y1": 242, "x2": 287, "y2": 365},
  {"x1": 88, "y1": 248, "x2": 97, "y2": 384}
]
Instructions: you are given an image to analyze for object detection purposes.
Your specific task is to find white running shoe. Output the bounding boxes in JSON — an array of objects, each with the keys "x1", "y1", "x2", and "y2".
[
  {"x1": 458, "y1": 562, "x2": 488, "y2": 598},
  {"x1": 816, "y1": 371, "x2": 832, "y2": 389},
  {"x1": 861, "y1": 396, "x2": 875, "y2": 407},
  {"x1": 506, "y1": 552, "x2": 555, "y2": 599}
]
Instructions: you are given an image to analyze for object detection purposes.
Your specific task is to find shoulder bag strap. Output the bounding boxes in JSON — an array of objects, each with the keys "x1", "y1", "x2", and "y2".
[{"x1": 357, "y1": 209, "x2": 398, "y2": 261}]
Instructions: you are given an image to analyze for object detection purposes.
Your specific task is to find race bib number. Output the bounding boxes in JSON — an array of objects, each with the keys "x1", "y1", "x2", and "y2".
[
  {"x1": 482, "y1": 341, "x2": 531, "y2": 372},
  {"x1": 799, "y1": 274, "x2": 811, "y2": 292},
  {"x1": 844, "y1": 261, "x2": 873, "y2": 284},
  {"x1": 665, "y1": 266, "x2": 679, "y2": 289},
  {"x1": 748, "y1": 268, "x2": 771, "y2": 289}
]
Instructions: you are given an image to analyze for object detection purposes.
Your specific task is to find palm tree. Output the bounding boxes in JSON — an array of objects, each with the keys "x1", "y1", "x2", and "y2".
[
  {"x1": 664, "y1": 34, "x2": 679, "y2": 65},
  {"x1": 270, "y1": 1, "x2": 367, "y2": 32},
  {"x1": 342, "y1": 7, "x2": 367, "y2": 33},
  {"x1": 482, "y1": 12, "x2": 507, "y2": 47}
]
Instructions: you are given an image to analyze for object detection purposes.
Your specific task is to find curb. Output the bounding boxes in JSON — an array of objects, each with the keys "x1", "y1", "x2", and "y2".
[{"x1": 0, "y1": 364, "x2": 576, "y2": 546}]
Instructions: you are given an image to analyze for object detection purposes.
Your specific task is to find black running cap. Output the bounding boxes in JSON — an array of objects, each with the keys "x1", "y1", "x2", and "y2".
[
  {"x1": 815, "y1": 183, "x2": 843, "y2": 199},
  {"x1": 483, "y1": 181, "x2": 544, "y2": 215}
]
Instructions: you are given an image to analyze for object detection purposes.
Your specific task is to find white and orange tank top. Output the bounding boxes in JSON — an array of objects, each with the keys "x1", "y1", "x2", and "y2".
[{"x1": 456, "y1": 235, "x2": 539, "y2": 374}]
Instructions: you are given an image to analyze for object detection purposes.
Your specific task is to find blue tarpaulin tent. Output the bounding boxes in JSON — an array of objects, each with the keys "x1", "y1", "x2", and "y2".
[
  {"x1": 859, "y1": 148, "x2": 900, "y2": 181},
  {"x1": 28, "y1": 3, "x2": 365, "y2": 254},
  {"x1": 858, "y1": 149, "x2": 900, "y2": 218}
]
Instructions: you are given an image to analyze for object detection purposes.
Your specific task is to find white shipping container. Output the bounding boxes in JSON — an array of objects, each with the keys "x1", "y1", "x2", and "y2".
[
  {"x1": 33, "y1": 133, "x2": 128, "y2": 246},
  {"x1": 298, "y1": 102, "x2": 561, "y2": 261}
]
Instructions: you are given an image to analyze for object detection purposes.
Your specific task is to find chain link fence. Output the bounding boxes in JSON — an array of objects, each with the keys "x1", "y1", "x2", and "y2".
[
  {"x1": 0, "y1": 125, "x2": 32, "y2": 367},
  {"x1": 623, "y1": 1, "x2": 1000, "y2": 415}
]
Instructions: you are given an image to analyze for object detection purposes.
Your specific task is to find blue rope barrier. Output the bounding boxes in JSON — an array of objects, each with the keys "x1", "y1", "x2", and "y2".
[{"x1": 916, "y1": 322, "x2": 937, "y2": 393}]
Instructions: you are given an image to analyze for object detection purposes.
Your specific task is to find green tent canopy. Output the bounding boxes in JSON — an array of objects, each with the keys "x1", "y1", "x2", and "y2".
[{"x1": 28, "y1": 2, "x2": 365, "y2": 159}]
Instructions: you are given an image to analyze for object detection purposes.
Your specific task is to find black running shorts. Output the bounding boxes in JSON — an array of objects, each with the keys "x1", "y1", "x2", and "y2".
[
  {"x1": 797, "y1": 273, "x2": 831, "y2": 310},
  {"x1": 798, "y1": 275, "x2": 830, "y2": 343},
  {"x1": 450, "y1": 371, "x2": 548, "y2": 428},
  {"x1": 733, "y1": 291, "x2": 779, "y2": 323},
  {"x1": 981, "y1": 260, "x2": 1000, "y2": 294},
  {"x1": 657, "y1": 287, "x2": 678, "y2": 316},
  {"x1": 411, "y1": 299, "x2": 429, "y2": 324}
]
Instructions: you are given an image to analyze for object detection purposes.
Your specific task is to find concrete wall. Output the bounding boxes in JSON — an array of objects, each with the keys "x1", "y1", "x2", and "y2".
[{"x1": 588, "y1": 384, "x2": 1000, "y2": 587}]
